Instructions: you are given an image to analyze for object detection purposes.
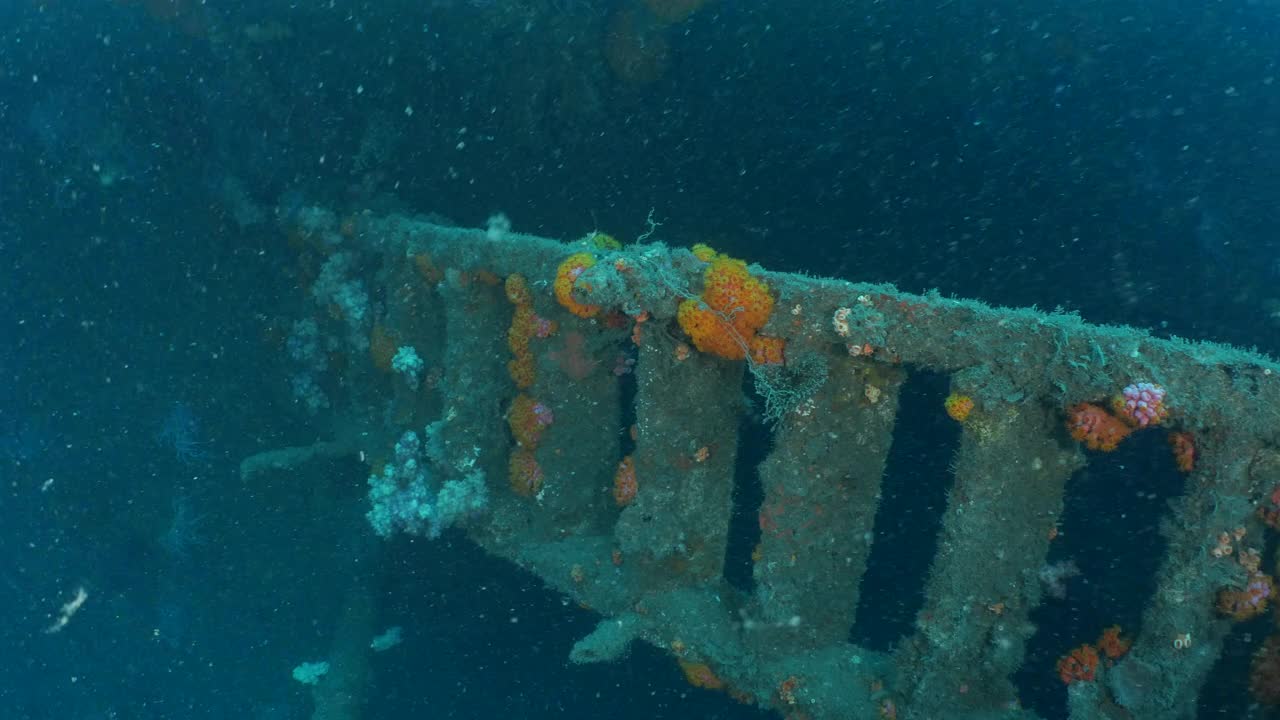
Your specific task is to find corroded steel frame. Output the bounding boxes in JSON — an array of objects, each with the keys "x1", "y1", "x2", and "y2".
[{"x1": 244, "y1": 210, "x2": 1280, "y2": 720}]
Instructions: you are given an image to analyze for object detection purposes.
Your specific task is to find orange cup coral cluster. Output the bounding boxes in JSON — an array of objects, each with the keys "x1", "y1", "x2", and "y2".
[
  {"x1": 509, "y1": 394, "x2": 554, "y2": 449},
  {"x1": 1096, "y1": 625, "x2": 1132, "y2": 660},
  {"x1": 507, "y1": 393, "x2": 554, "y2": 497},
  {"x1": 1056, "y1": 644, "x2": 1099, "y2": 684},
  {"x1": 944, "y1": 393, "x2": 974, "y2": 422},
  {"x1": 748, "y1": 335, "x2": 786, "y2": 366},
  {"x1": 1066, "y1": 383, "x2": 1174, "y2": 453},
  {"x1": 1056, "y1": 626, "x2": 1130, "y2": 685},
  {"x1": 677, "y1": 246, "x2": 781, "y2": 361},
  {"x1": 507, "y1": 311, "x2": 538, "y2": 388},
  {"x1": 1065, "y1": 403, "x2": 1133, "y2": 452},
  {"x1": 554, "y1": 253, "x2": 600, "y2": 319},
  {"x1": 678, "y1": 659, "x2": 725, "y2": 691},
  {"x1": 1168, "y1": 431, "x2": 1197, "y2": 473},
  {"x1": 506, "y1": 274, "x2": 555, "y2": 389},
  {"x1": 677, "y1": 300, "x2": 742, "y2": 359},
  {"x1": 503, "y1": 280, "x2": 557, "y2": 499},
  {"x1": 508, "y1": 448, "x2": 544, "y2": 497},
  {"x1": 613, "y1": 455, "x2": 637, "y2": 507},
  {"x1": 1216, "y1": 572, "x2": 1275, "y2": 621},
  {"x1": 1260, "y1": 487, "x2": 1280, "y2": 530}
]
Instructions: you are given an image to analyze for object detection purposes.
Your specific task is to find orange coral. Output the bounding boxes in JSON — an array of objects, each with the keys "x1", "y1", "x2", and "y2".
[
  {"x1": 1216, "y1": 572, "x2": 1275, "y2": 621},
  {"x1": 703, "y1": 255, "x2": 774, "y2": 336},
  {"x1": 1056, "y1": 644, "x2": 1099, "y2": 684},
  {"x1": 777, "y1": 675, "x2": 801, "y2": 706},
  {"x1": 944, "y1": 393, "x2": 974, "y2": 422},
  {"x1": 1260, "y1": 487, "x2": 1280, "y2": 530},
  {"x1": 507, "y1": 355, "x2": 536, "y2": 390},
  {"x1": 505, "y1": 273, "x2": 532, "y2": 306},
  {"x1": 1096, "y1": 625, "x2": 1131, "y2": 660},
  {"x1": 508, "y1": 448, "x2": 544, "y2": 497},
  {"x1": 678, "y1": 660, "x2": 725, "y2": 690},
  {"x1": 1066, "y1": 403, "x2": 1132, "y2": 452},
  {"x1": 749, "y1": 335, "x2": 786, "y2": 366},
  {"x1": 691, "y1": 243, "x2": 718, "y2": 262},
  {"x1": 508, "y1": 394, "x2": 554, "y2": 448},
  {"x1": 677, "y1": 252, "x2": 776, "y2": 361},
  {"x1": 554, "y1": 253, "x2": 600, "y2": 318},
  {"x1": 505, "y1": 273, "x2": 553, "y2": 389},
  {"x1": 677, "y1": 299, "x2": 745, "y2": 359},
  {"x1": 613, "y1": 455, "x2": 637, "y2": 507},
  {"x1": 506, "y1": 310, "x2": 536, "y2": 387},
  {"x1": 508, "y1": 305, "x2": 535, "y2": 355},
  {"x1": 1169, "y1": 431, "x2": 1196, "y2": 473}
]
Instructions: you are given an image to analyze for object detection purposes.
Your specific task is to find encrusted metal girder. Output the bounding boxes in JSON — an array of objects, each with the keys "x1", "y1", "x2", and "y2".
[{"x1": 242, "y1": 210, "x2": 1280, "y2": 720}]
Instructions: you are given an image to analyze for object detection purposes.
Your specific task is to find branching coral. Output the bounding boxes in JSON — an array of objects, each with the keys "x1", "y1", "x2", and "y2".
[
  {"x1": 752, "y1": 351, "x2": 828, "y2": 425},
  {"x1": 366, "y1": 428, "x2": 488, "y2": 539}
]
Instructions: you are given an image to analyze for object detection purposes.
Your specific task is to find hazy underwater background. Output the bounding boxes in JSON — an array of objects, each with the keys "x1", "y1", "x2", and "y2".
[{"x1": 2, "y1": 1, "x2": 1279, "y2": 718}]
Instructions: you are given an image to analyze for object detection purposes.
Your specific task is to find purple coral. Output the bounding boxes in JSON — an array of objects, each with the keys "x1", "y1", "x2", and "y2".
[
  {"x1": 1117, "y1": 382, "x2": 1169, "y2": 428},
  {"x1": 532, "y1": 402, "x2": 554, "y2": 428}
]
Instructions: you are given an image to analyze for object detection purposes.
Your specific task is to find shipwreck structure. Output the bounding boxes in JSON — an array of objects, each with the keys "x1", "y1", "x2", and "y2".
[{"x1": 242, "y1": 208, "x2": 1280, "y2": 720}]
